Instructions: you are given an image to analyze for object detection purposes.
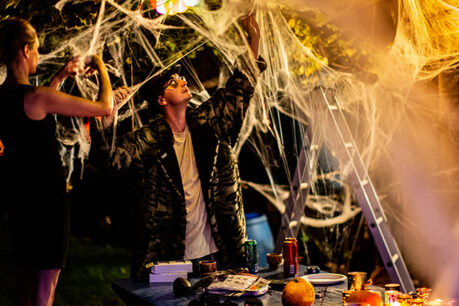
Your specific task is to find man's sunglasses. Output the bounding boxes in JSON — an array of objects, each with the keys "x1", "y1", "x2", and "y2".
[{"x1": 163, "y1": 74, "x2": 186, "y2": 90}]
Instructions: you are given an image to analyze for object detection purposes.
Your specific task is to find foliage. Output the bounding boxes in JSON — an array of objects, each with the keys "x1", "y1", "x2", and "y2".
[
  {"x1": 54, "y1": 236, "x2": 131, "y2": 305},
  {"x1": 283, "y1": 8, "x2": 376, "y2": 80},
  {"x1": 1, "y1": 0, "x2": 380, "y2": 90}
]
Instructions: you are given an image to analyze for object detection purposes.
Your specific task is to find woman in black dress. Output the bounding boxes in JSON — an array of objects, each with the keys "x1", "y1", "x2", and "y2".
[{"x1": 0, "y1": 17, "x2": 113, "y2": 306}]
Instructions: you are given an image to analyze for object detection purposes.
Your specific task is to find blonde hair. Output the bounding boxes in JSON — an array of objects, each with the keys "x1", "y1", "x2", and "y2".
[{"x1": 0, "y1": 17, "x2": 37, "y2": 65}]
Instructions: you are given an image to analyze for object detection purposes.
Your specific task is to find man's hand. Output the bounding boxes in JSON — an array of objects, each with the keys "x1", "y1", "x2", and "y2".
[
  {"x1": 113, "y1": 86, "x2": 132, "y2": 108},
  {"x1": 102, "y1": 85, "x2": 132, "y2": 127},
  {"x1": 241, "y1": 13, "x2": 260, "y2": 59}
]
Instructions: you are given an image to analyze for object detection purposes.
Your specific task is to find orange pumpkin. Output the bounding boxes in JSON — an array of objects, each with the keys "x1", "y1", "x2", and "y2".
[
  {"x1": 282, "y1": 277, "x2": 315, "y2": 306},
  {"x1": 346, "y1": 290, "x2": 383, "y2": 306}
]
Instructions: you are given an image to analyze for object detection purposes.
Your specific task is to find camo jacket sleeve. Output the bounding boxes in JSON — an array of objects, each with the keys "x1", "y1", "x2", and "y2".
[
  {"x1": 110, "y1": 123, "x2": 165, "y2": 171},
  {"x1": 197, "y1": 55, "x2": 266, "y2": 147}
]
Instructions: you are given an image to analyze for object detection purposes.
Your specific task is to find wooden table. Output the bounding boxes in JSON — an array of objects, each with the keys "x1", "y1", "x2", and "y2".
[{"x1": 112, "y1": 265, "x2": 384, "y2": 305}]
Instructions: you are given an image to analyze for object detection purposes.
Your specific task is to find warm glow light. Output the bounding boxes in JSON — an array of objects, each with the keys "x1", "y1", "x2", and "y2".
[
  {"x1": 150, "y1": 0, "x2": 199, "y2": 15},
  {"x1": 428, "y1": 299, "x2": 445, "y2": 306},
  {"x1": 155, "y1": 2, "x2": 166, "y2": 15},
  {"x1": 176, "y1": 0, "x2": 187, "y2": 13},
  {"x1": 183, "y1": 0, "x2": 199, "y2": 6}
]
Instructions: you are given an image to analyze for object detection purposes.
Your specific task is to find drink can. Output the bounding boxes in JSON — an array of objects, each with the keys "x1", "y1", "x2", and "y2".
[
  {"x1": 244, "y1": 240, "x2": 258, "y2": 273},
  {"x1": 384, "y1": 283, "x2": 401, "y2": 304},
  {"x1": 283, "y1": 239, "x2": 297, "y2": 276},
  {"x1": 285, "y1": 237, "x2": 298, "y2": 273}
]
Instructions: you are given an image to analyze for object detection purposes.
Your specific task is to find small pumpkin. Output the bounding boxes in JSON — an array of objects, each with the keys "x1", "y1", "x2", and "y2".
[
  {"x1": 346, "y1": 290, "x2": 383, "y2": 306},
  {"x1": 282, "y1": 277, "x2": 315, "y2": 306}
]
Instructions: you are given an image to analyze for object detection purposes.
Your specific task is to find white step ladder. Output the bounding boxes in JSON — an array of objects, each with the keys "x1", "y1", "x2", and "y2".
[{"x1": 274, "y1": 87, "x2": 415, "y2": 293}]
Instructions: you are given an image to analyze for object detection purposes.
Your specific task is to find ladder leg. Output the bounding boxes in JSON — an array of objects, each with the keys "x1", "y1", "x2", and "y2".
[
  {"x1": 274, "y1": 121, "x2": 320, "y2": 253},
  {"x1": 318, "y1": 87, "x2": 415, "y2": 293}
]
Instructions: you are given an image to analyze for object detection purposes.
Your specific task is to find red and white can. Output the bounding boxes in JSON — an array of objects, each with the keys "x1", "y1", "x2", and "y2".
[{"x1": 283, "y1": 237, "x2": 298, "y2": 276}]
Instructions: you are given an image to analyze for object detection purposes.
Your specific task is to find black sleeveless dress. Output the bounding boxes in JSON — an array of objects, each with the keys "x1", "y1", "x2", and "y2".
[{"x1": 0, "y1": 84, "x2": 69, "y2": 269}]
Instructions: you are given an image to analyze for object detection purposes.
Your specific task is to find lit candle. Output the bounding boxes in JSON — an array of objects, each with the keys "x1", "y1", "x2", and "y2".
[
  {"x1": 411, "y1": 298, "x2": 424, "y2": 305},
  {"x1": 342, "y1": 290, "x2": 353, "y2": 304},
  {"x1": 426, "y1": 299, "x2": 445, "y2": 305},
  {"x1": 416, "y1": 287, "x2": 432, "y2": 302},
  {"x1": 397, "y1": 293, "x2": 413, "y2": 306}
]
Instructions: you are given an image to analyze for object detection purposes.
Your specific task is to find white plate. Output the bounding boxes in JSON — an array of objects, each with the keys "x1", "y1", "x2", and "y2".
[{"x1": 302, "y1": 273, "x2": 347, "y2": 285}]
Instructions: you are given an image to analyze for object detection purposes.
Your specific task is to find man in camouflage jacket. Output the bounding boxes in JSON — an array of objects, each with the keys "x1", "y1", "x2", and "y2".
[{"x1": 110, "y1": 15, "x2": 264, "y2": 280}]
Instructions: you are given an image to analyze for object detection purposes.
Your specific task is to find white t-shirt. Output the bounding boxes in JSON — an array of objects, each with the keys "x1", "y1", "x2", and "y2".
[{"x1": 173, "y1": 125, "x2": 218, "y2": 260}]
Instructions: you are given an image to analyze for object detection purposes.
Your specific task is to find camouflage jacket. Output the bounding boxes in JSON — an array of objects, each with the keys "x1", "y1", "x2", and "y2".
[{"x1": 111, "y1": 58, "x2": 265, "y2": 279}]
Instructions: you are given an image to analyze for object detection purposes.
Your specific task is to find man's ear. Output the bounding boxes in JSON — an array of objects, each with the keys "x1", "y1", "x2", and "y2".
[{"x1": 158, "y1": 95, "x2": 167, "y2": 106}]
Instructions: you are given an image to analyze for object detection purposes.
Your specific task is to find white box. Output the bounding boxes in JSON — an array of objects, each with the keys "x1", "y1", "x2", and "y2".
[
  {"x1": 146, "y1": 260, "x2": 193, "y2": 274},
  {"x1": 149, "y1": 272, "x2": 188, "y2": 283}
]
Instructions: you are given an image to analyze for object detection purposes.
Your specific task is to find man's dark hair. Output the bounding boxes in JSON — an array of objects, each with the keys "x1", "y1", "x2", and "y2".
[{"x1": 138, "y1": 64, "x2": 181, "y2": 115}]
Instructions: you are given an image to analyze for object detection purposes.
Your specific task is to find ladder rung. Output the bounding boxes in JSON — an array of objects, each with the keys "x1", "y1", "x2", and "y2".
[
  {"x1": 328, "y1": 105, "x2": 338, "y2": 110},
  {"x1": 289, "y1": 221, "x2": 298, "y2": 228},
  {"x1": 360, "y1": 179, "x2": 369, "y2": 186},
  {"x1": 376, "y1": 216, "x2": 384, "y2": 225},
  {"x1": 310, "y1": 144, "x2": 319, "y2": 151},
  {"x1": 391, "y1": 253, "x2": 399, "y2": 263},
  {"x1": 344, "y1": 142, "x2": 353, "y2": 148}
]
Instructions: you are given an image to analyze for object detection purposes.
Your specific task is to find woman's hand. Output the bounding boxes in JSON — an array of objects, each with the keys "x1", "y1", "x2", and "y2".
[{"x1": 49, "y1": 55, "x2": 97, "y2": 89}]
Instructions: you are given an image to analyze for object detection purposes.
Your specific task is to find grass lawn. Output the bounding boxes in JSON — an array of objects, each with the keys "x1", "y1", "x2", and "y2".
[{"x1": 0, "y1": 215, "x2": 131, "y2": 306}]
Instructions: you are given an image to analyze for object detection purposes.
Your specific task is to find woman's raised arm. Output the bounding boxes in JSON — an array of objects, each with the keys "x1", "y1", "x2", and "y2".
[{"x1": 24, "y1": 54, "x2": 113, "y2": 120}]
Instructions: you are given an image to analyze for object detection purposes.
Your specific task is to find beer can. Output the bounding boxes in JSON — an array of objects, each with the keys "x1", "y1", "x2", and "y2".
[
  {"x1": 283, "y1": 239, "x2": 298, "y2": 276},
  {"x1": 244, "y1": 240, "x2": 258, "y2": 274},
  {"x1": 384, "y1": 283, "x2": 401, "y2": 304},
  {"x1": 285, "y1": 237, "x2": 298, "y2": 274}
]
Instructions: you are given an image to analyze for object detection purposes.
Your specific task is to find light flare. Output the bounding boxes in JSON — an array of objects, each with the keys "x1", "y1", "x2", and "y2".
[{"x1": 150, "y1": 0, "x2": 199, "y2": 15}]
